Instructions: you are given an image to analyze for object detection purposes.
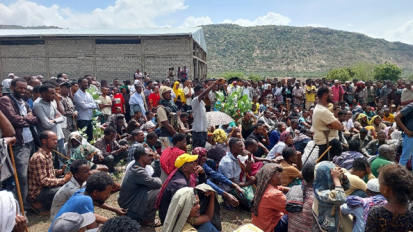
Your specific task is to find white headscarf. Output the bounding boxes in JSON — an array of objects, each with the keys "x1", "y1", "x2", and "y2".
[
  {"x1": 0, "y1": 191, "x2": 18, "y2": 232},
  {"x1": 162, "y1": 187, "x2": 196, "y2": 232}
]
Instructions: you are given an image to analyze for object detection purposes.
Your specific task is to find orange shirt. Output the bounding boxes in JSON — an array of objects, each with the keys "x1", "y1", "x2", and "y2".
[
  {"x1": 251, "y1": 185, "x2": 287, "y2": 232},
  {"x1": 280, "y1": 160, "x2": 301, "y2": 186}
]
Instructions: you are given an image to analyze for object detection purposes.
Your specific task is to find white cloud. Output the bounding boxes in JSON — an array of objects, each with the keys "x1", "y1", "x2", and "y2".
[
  {"x1": 0, "y1": 0, "x2": 188, "y2": 28},
  {"x1": 220, "y1": 12, "x2": 291, "y2": 26},
  {"x1": 180, "y1": 16, "x2": 213, "y2": 27},
  {"x1": 384, "y1": 20, "x2": 413, "y2": 44}
]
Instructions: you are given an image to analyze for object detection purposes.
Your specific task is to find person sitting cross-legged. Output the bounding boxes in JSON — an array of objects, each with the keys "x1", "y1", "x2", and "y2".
[{"x1": 118, "y1": 146, "x2": 162, "y2": 228}]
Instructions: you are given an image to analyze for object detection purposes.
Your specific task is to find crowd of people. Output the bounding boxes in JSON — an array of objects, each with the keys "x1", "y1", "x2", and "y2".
[{"x1": 0, "y1": 73, "x2": 412, "y2": 232}]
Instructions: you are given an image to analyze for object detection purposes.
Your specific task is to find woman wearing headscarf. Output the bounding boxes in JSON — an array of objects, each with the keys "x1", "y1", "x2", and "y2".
[
  {"x1": 63, "y1": 132, "x2": 102, "y2": 159},
  {"x1": 207, "y1": 129, "x2": 229, "y2": 165},
  {"x1": 312, "y1": 161, "x2": 350, "y2": 232},
  {"x1": 251, "y1": 163, "x2": 289, "y2": 232},
  {"x1": 267, "y1": 131, "x2": 294, "y2": 160},
  {"x1": 162, "y1": 185, "x2": 219, "y2": 232},
  {"x1": 129, "y1": 85, "x2": 147, "y2": 117},
  {"x1": 368, "y1": 115, "x2": 386, "y2": 133},
  {"x1": 148, "y1": 86, "x2": 160, "y2": 110},
  {"x1": 112, "y1": 87, "x2": 125, "y2": 114},
  {"x1": 356, "y1": 113, "x2": 369, "y2": 127},
  {"x1": 173, "y1": 81, "x2": 186, "y2": 110}
]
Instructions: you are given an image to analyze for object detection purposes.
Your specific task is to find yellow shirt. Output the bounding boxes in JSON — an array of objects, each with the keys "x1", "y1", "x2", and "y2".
[
  {"x1": 306, "y1": 85, "x2": 317, "y2": 102},
  {"x1": 344, "y1": 171, "x2": 375, "y2": 196},
  {"x1": 383, "y1": 114, "x2": 395, "y2": 123}
]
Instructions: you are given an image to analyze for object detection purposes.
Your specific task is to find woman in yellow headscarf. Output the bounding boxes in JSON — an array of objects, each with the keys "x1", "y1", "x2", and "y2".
[
  {"x1": 173, "y1": 81, "x2": 186, "y2": 109},
  {"x1": 368, "y1": 115, "x2": 387, "y2": 133},
  {"x1": 356, "y1": 113, "x2": 369, "y2": 127}
]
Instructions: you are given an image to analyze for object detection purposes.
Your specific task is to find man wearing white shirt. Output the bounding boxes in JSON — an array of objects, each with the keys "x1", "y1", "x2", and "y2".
[{"x1": 183, "y1": 80, "x2": 194, "y2": 111}]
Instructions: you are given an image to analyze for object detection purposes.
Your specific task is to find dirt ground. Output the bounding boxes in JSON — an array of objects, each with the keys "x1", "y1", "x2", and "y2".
[{"x1": 27, "y1": 166, "x2": 252, "y2": 232}]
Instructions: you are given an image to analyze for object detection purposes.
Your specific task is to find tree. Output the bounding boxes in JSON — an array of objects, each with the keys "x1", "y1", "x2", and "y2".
[
  {"x1": 326, "y1": 67, "x2": 353, "y2": 82},
  {"x1": 373, "y1": 62, "x2": 402, "y2": 82}
]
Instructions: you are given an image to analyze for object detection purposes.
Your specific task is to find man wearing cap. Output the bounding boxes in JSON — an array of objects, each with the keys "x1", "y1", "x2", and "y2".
[
  {"x1": 157, "y1": 85, "x2": 179, "y2": 150},
  {"x1": 0, "y1": 78, "x2": 38, "y2": 210},
  {"x1": 191, "y1": 79, "x2": 225, "y2": 148},
  {"x1": 50, "y1": 172, "x2": 114, "y2": 231},
  {"x1": 50, "y1": 212, "x2": 95, "y2": 232},
  {"x1": 156, "y1": 153, "x2": 206, "y2": 224},
  {"x1": 340, "y1": 178, "x2": 387, "y2": 232},
  {"x1": 119, "y1": 146, "x2": 162, "y2": 227}
]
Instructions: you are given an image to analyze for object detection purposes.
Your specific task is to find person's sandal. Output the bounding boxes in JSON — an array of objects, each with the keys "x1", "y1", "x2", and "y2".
[
  {"x1": 140, "y1": 219, "x2": 162, "y2": 227},
  {"x1": 31, "y1": 202, "x2": 50, "y2": 215}
]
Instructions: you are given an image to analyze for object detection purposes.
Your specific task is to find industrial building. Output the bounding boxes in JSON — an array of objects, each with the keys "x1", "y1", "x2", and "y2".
[{"x1": 0, "y1": 28, "x2": 207, "y2": 81}]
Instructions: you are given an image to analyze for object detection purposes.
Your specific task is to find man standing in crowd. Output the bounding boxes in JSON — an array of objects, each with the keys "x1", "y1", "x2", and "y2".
[
  {"x1": 60, "y1": 82, "x2": 77, "y2": 138},
  {"x1": 305, "y1": 79, "x2": 316, "y2": 110},
  {"x1": 311, "y1": 86, "x2": 343, "y2": 160},
  {"x1": 28, "y1": 131, "x2": 72, "y2": 214},
  {"x1": 0, "y1": 78, "x2": 38, "y2": 209},
  {"x1": 74, "y1": 77, "x2": 97, "y2": 142},
  {"x1": 157, "y1": 86, "x2": 179, "y2": 149},
  {"x1": 191, "y1": 79, "x2": 224, "y2": 148}
]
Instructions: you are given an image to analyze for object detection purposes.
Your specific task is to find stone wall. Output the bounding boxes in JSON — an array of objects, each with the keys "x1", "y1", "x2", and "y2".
[{"x1": 0, "y1": 36, "x2": 205, "y2": 81}]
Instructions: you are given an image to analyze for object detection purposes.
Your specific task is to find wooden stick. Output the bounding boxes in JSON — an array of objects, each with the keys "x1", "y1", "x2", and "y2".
[
  {"x1": 52, "y1": 150, "x2": 70, "y2": 160},
  {"x1": 316, "y1": 146, "x2": 332, "y2": 163},
  {"x1": 8, "y1": 144, "x2": 29, "y2": 232},
  {"x1": 73, "y1": 115, "x2": 78, "y2": 131},
  {"x1": 162, "y1": 140, "x2": 169, "y2": 148}
]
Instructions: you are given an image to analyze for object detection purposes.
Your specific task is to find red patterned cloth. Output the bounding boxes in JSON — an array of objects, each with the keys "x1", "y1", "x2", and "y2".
[{"x1": 159, "y1": 147, "x2": 185, "y2": 175}]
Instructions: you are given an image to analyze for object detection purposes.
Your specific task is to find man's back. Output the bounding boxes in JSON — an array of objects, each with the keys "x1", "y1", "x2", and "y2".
[
  {"x1": 118, "y1": 164, "x2": 161, "y2": 218},
  {"x1": 191, "y1": 96, "x2": 207, "y2": 132},
  {"x1": 50, "y1": 177, "x2": 84, "y2": 220},
  {"x1": 371, "y1": 156, "x2": 392, "y2": 177},
  {"x1": 50, "y1": 189, "x2": 94, "y2": 231}
]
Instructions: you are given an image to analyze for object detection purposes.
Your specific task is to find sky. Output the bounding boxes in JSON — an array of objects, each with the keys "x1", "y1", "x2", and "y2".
[{"x1": 1, "y1": 0, "x2": 413, "y2": 44}]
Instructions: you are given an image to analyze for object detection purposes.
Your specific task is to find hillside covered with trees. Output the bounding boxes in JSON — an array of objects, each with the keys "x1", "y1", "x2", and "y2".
[{"x1": 203, "y1": 24, "x2": 413, "y2": 78}]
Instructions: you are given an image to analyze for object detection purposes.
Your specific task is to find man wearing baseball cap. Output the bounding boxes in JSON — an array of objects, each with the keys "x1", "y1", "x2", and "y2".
[
  {"x1": 156, "y1": 153, "x2": 207, "y2": 224},
  {"x1": 50, "y1": 212, "x2": 95, "y2": 232}
]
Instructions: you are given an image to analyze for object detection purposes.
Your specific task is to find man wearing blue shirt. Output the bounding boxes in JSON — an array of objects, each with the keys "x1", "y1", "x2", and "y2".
[
  {"x1": 74, "y1": 77, "x2": 97, "y2": 142},
  {"x1": 49, "y1": 172, "x2": 114, "y2": 231}
]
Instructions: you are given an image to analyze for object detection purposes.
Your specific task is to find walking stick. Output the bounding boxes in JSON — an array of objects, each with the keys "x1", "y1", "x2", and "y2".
[
  {"x1": 316, "y1": 146, "x2": 332, "y2": 163},
  {"x1": 73, "y1": 115, "x2": 78, "y2": 131},
  {"x1": 323, "y1": 130, "x2": 331, "y2": 161},
  {"x1": 52, "y1": 150, "x2": 70, "y2": 160},
  {"x1": 8, "y1": 144, "x2": 29, "y2": 232}
]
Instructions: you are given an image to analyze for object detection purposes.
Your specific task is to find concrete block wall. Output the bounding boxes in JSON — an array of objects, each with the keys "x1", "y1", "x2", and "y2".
[
  {"x1": 144, "y1": 38, "x2": 190, "y2": 56},
  {"x1": 0, "y1": 35, "x2": 204, "y2": 81},
  {"x1": 1, "y1": 57, "x2": 47, "y2": 78},
  {"x1": 49, "y1": 57, "x2": 94, "y2": 79},
  {"x1": 145, "y1": 56, "x2": 190, "y2": 80},
  {"x1": 96, "y1": 56, "x2": 141, "y2": 80}
]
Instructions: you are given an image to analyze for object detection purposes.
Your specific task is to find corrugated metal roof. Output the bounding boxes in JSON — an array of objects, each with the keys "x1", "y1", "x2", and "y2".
[{"x1": 0, "y1": 27, "x2": 207, "y2": 52}]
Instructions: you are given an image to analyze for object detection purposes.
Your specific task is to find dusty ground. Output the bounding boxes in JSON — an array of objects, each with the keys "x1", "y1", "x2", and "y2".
[{"x1": 27, "y1": 166, "x2": 252, "y2": 232}]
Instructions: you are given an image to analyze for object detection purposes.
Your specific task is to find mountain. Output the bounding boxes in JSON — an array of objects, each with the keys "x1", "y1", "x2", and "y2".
[
  {"x1": 202, "y1": 24, "x2": 413, "y2": 78},
  {"x1": 2, "y1": 24, "x2": 413, "y2": 78},
  {"x1": 0, "y1": 25, "x2": 61, "y2": 29}
]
